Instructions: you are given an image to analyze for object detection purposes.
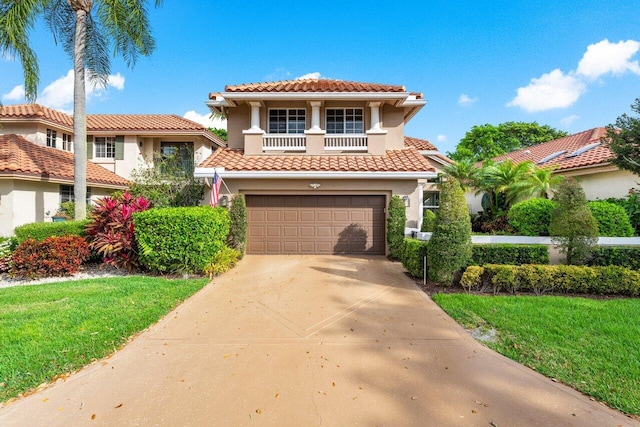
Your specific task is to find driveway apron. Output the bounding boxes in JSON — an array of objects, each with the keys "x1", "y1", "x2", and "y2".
[{"x1": 0, "y1": 255, "x2": 636, "y2": 426}]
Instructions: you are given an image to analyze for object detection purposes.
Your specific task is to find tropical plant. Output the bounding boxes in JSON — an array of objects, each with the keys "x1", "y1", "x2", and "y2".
[
  {"x1": 1, "y1": 0, "x2": 161, "y2": 219},
  {"x1": 475, "y1": 160, "x2": 534, "y2": 217},
  {"x1": 427, "y1": 177, "x2": 472, "y2": 283},
  {"x1": 85, "y1": 191, "x2": 151, "y2": 270},
  {"x1": 549, "y1": 178, "x2": 599, "y2": 265},
  {"x1": 386, "y1": 195, "x2": 406, "y2": 260},
  {"x1": 10, "y1": 235, "x2": 90, "y2": 279},
  {"x1": 442, "y1": 159, "x2": 479, "y2": 191},
  {"x1": 507, "y1": 167, "x2": 563, "y2": 202}
]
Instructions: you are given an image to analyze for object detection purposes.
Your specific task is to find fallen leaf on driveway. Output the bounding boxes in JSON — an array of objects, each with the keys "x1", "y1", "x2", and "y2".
[{"x1": 115, "y1": 403, "x2": 123, "y2": 408}]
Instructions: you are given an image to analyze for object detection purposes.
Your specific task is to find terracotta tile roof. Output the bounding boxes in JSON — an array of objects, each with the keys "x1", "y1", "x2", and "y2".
[
  {"x1": 1, "y1": 104, "x2": 224, "y2": 146},
  {"x1": 222, "y1": 79, "x2": 407, "y2": 94},
  {"x1": 492, "y1": 127, "x2": 612, "y2": 171},
  {"x1": 0, "y1": 134, "x2": 129, "y2": 187},
  {"x1": 0, "y1": 104, "x2": 73, "y2": 128},
  {"x1": 404, "y1": 136, "x2": 438, "y2": 151},
  {"x1": 200, "y1": 147, "x2": 435, "y2": 173}
]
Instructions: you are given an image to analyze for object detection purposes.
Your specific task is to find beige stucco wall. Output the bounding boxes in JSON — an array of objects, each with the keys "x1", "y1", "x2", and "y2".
[
  {"x1": 0, "y1": 180, "x2": 15, "y2": 237},
  {"x1": 208, "y1": 177, "x2": 422, "y2": 229},
  {"x1": 566, "y1": 167, "x2": 638, "y2": 200}
]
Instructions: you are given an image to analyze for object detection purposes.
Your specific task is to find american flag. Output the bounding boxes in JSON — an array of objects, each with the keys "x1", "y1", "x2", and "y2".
[{"x1": 210, "y1": 171, "x2": 222, "y2": 207}]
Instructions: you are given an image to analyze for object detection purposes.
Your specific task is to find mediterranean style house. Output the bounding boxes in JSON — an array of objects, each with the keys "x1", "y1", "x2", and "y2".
[
  {"x1": 0, "y1": 104, "x2": 225, "y2": 236},
  {"x1": 196, "y1": 79, "x2": 449, "y2": 255},
  {"x1": 466, "y1": 127, "x2": 639, "y2": 213}
]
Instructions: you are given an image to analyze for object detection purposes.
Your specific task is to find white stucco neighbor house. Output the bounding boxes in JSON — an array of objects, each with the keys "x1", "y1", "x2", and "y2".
[
  {"x1": 0, "y1": 104, "x2": 226, "y2": 236},
  {"x1": 466, "y1": 127, "x2": 639, "y2": 213},
  {"x1": 195, "y1": 78, "x2": 451, "y2": 255}
]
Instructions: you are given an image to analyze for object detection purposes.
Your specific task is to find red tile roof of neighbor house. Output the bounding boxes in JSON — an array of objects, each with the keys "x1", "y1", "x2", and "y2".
[
  {"x1": 0, "y1": 104, "x2": 225, "y2": 145},
  {"x1": 492, "y1": 127, "x2": 612, "y2": 171},
  {"x1": 404, "y1": 136, "x2": 455, "y2": 164},
  {"x1": 200, "y1": 147, "x2": 435, "y2": 173},
  {"x1": 219, "y1": 79, "x2": 410, "y2": 95},
  {"x1": 0, "y1": 134, "x2": 129, "y2": 187}
]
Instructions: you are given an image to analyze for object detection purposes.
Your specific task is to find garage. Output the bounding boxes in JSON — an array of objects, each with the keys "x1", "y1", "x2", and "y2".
[{"x1": 246, "y1": 195, "x2": 385, "y2": 255}]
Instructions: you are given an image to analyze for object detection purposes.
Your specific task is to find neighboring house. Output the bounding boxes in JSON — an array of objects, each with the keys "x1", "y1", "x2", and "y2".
[
  {"x1": 467, "y1": 127, "x2": 639, "y2": 213},
  {"x1": 0, "y1": 104, "x2": 225, "y2": 180},
  {"x1": 0, "y1": 103, "x2": 225, "y2": 236},
  {"x1": 0, "y1": 134, "x2": 128, "y2": 236},
  {"x1": 196, "y1": 78, "x2": 446, "y2": 255}
]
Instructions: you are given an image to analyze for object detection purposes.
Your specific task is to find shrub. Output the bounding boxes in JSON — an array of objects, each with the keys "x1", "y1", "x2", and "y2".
[
  {"x1": 85, "y1": 191, "x2": 151, "y2": 271},
  {"x1": 508, "y1": 198, "x2": 555, "y2": 236},
  {"x1": 227, "y1": 194, "x2": 247, "y2": 257},
  {"x1": 135, "y1": 206, "x2": 230, "y2": 274},
  {"x1": 400, "y1": 238, "x2": 429, "y2": 278},
  {"x1": 14, "y1": 220, "x2": 89, "y2": 244},
  {"x1": 59, "y1": 201, "x2": 93, "y2": 221},
  {"x1": 10, "y1": 236, "x2": 90, "y2": 279},
  {"x1": 428, "y1": 178, "x2": 472, "y2": 283},
  {"x1": 470, "y1": 244, "x2": 549, "y2": 266},
  {"x1": 421, "y1": 210, "x2": 436, "y2": 232},
  {"x1": 203, "y1": 246, "x2": 241, "y2": 278},
  {"x1": 588, "y1": 246, "x2": 640, "y2": 270},
  {"x1": 387, "y1": 195, "x2": 407, "y2": 260},
  {"x1": 587, "y1": 201, "x2": 634, "y2": 237},
  {"x1": 458, "y1": 264, "x2": 640, "y2": 296},
  {"x1": 550, "y1": 178, "x2": 598, "y2": 265},
  {"x1": 0, "y1": 238, "x2": 13, "y2": 273},
  {"x1": 607, "y1": 190, "x2": 640, "y2": 235}
]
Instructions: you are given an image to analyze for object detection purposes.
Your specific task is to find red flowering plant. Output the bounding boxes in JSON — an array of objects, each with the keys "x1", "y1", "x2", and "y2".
[{"x1": 86, "y1": 191, "x2": 151, "y2": 271}]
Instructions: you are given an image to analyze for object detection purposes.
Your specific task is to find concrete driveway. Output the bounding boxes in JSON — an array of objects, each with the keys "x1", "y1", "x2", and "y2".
[{"x1": 0, "y1": 255, "x2": 636, "y2": 426}]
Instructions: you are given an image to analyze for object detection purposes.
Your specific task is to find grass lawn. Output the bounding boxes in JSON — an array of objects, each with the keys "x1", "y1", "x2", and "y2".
[
  {"x1": 432, "y1": 293, "x2": 640, "y2": 416},
  {"x1": 0, "y1": 276, "x2": 209, "y2": 402}
]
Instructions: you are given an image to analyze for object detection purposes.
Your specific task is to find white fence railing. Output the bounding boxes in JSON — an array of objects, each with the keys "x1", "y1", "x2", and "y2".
[
  {"x1": 410, "y1": 231, "x2": 640, "y2": 246},
  {"x1": 324, "y1": 135, "x2": 368, "y2": 151},
  {"x1": 263, "y1": 135, "x2": 306, "y2": 151}
]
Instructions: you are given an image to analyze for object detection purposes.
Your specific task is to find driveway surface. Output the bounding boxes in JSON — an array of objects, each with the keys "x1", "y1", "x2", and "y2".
[{"x1": 0, "y1": 255, "x2": 636, "y2": 426}]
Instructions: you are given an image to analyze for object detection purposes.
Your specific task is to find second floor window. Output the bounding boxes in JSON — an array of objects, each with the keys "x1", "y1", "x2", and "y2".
[
  {"x1": 326, "y1": 108, "x2": 364, "y2": 134},
  {"x1": 269, "y1": 109, "x2": 306, "y2": 134},
  {"x1": 95, "y1": 137, "x2": 116, "y2": 158},
  {"x1": 46, "y1": 129, "x2": 57, "y2": 147},
  {"x1": 62, "y1": 133, "x2": 72, "y2": 151}
]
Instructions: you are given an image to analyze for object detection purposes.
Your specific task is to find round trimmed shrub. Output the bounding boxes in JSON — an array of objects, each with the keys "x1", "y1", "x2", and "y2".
[
  {"x1": 588, "y1": 201, "x2": 634, "y2": 237},
  {"x1": 508, "y1": 198, "x2": 556, "y2": 236}
]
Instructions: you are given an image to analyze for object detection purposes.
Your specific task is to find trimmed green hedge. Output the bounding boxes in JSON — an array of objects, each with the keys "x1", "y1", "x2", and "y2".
[
  {"x1": 588, "y1": 246, "x2": 640, "y2": 270},
  {"x1": 508, "y1": 198, "x2": 555, "y2": 236},
  {"x1": 470, "y1": 244, "x2": 549, "y2": 266},
  {"x1": 588, "y1": 201, "x2": 634, "y2": 237},
  {"x1": 460, "y1": 264, "x2": 640, "y2": 296},
  {"x1": 14, "y1": 220, "x2": 89, "y2": 244},
  {"x1": 401, "y1": 239, "x2": 550, "y2": 279},
  {"x1": 134, "y1": 206, "x2": 230, "y2": 274}
]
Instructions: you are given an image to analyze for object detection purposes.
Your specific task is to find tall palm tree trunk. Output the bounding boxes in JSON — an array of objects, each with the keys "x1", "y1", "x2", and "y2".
[{"x1": 71, "y1": 0, "x2": 92, "y2": 220}]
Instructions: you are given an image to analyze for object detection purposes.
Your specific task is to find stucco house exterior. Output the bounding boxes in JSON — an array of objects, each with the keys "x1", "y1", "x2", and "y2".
[
  {"x1": 466, "y1": 127, "x2": 639, "y2": 213},
  {"x1": 0, "y1": 104, "x2": 225, "y2": 236},
  {"x1": 196, "y1": 79, "x2": 448, "y2": 255}
]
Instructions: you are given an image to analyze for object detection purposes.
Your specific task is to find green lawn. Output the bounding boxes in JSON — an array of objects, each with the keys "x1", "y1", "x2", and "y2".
[
  {"x1": 432, "y1": 293, "x2": 640, "y2": 415},
  {"x1": 0, "y1": 276, "x2": 209, "y2": 402}
]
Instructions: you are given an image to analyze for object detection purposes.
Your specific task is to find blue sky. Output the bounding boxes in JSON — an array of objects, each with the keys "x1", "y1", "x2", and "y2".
[{"x1": 1, "y1": 1, "x2": 640, "y2": 155}]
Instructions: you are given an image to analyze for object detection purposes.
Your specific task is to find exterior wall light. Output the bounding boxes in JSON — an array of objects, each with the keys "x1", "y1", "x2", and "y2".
[
  {"x1": 219, "y1": 195, "x2": 229, "y2": 207},
  {"x1": 310, "y1": 183, "x2": 321, "y2": 189},
  {"x1": 402, "y1": 195, "x2": 410, "y2": 207}
]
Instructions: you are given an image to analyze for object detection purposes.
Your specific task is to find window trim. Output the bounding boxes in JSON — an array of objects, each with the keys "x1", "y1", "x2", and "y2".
[
  {"x1": 94, "y1": 136, "x2": 116, "y2": 159},
  {"x1": 268, "y1": 108, "x2": 306, "y2": 134},
  {"x1": 62, "y1": 133, "x2": 72, "y2": 151},
  {"x1": 60, "y1": 185, "x2": 92, "y2": 204},
  {"x1": 325, "y1": 107, "x2": 365, "y2": 134},
  {"x1": 46, "y1": 128, "x2": 57, "y2": 148}
]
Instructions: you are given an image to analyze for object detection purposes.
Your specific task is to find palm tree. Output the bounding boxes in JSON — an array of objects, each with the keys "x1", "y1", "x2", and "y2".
[
  {"x1": 442, "y1": 158, "x2": 480, "y2": 191},
  {"x1": 507, "y1": 166, "x2": 564, "y2": 202},
  {"x1": 476, "y1": 160, "x2": 534, "y2": 216},
  {"x1": 1, "y1": 0, "x2": 160, "y2": 219}
]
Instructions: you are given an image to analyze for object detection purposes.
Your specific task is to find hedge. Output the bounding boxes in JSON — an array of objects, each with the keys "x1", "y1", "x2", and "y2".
[
  {"x1": 508, "y1": 198, "x2": 555, "y2": 236},
  {"x1": 401, "y1": 239, "x2": 550, "y2": 279},
  {"x1": 460, "y1": 264, "x2": 640, "y2": 296},
  {"x1": 588, "y1": 201, "x2": 634, "y2": 237},
  {"x1": 134, "y1": 206, "x2": 230, "y2": 274},
  {"x1": 14, "y1": 220, "x2": 89, "y2": 244},
  {"x1": 10, "y1": 236, "x2": 90, "y2": 279},
  {"x1": 588, "y1": 246, "x2": 640, "y2": 270},
  {"x1": 470, "y1": 244, "x2": 549, "y2": 266}
]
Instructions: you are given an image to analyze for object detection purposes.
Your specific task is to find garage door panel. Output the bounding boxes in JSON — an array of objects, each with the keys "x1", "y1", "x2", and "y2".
[{"x1": 247, "y1": 195, "x2": 385, "y2": 255}]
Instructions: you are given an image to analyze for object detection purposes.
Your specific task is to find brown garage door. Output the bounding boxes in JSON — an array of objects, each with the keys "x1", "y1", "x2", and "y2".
[{"x1": 246, "y1": 195, "x2": 385, "y2": 255}]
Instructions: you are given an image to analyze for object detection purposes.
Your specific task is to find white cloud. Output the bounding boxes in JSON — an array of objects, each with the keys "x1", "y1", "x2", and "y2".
[
  {"x1": 458, "y1": 94, "x2": 477, "y2": 106},
  {"x1": 2, "y1": 84, "x2": 25, "y2": 101},
  {"x1": 436, "y1": 134, "x2": 447, "y2": 142},
  {"x1": 560, "y1": 114, "x2": 580, "y2": 127},
  {"x1": 264, "y1": 68, "x2": 292, "y2": 81},
  {"x1": 183, "y1": 110, "x2": 227, "y2": 130},
  {"x1": 507, "y1": 69, "x2": 586, "y2": 112},
  {"x1": 576, "y1": 39, "x2": 640, "y2": 80},
  {"x1": 296, "y1": 72, "x2": 322, "y2": 80},
  {"x1": 37, "y1": 69, "x2": 125, "y2": 111}
]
